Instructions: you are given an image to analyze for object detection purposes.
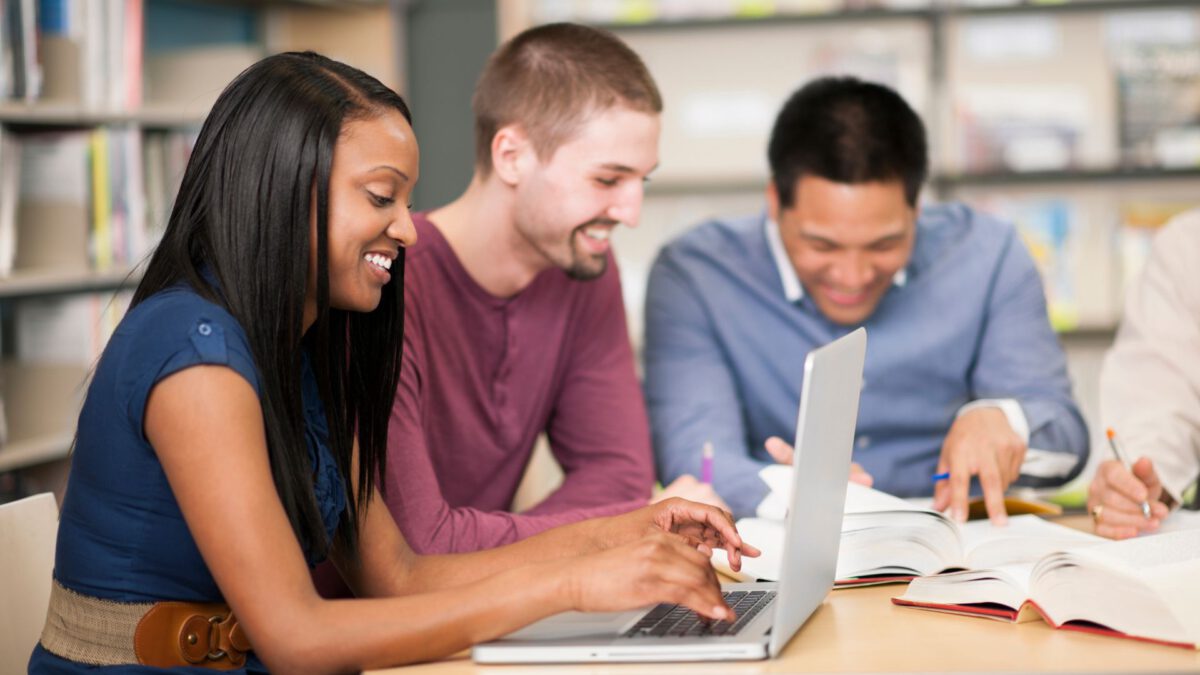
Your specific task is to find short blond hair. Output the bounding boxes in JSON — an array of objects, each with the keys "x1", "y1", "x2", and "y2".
[{"x1": 472, "y1": 23, "x2": 662, "y2": 172}]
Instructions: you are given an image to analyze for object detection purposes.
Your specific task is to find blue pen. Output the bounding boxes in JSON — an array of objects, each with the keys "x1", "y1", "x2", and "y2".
[{"x1": 931, "y1": 471, "x2": 950, "y2": 483}]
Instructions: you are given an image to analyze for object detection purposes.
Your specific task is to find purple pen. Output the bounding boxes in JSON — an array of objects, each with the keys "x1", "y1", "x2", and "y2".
[{"x1": 701, "y1": 441, "x2": 714, "y2": 484}]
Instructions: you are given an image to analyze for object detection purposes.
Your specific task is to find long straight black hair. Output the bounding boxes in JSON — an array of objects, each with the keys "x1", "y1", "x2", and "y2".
[{"x1": 132, "y1": 52, "x2": 410, "y2": 560}]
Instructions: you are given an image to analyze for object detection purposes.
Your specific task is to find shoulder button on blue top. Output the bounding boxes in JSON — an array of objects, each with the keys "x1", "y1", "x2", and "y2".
[{"x1": 198, "y1": 322, "x2": 213, "y2": 336}]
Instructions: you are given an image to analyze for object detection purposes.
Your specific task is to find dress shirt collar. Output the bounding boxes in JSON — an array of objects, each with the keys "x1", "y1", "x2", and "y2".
[{"x1": 764, "y1": 217, "x2": 908, "y2": 303}]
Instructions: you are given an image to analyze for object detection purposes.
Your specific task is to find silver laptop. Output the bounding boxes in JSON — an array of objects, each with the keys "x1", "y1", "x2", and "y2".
[{"x1": 472, "y1": 327, "x2": 867, "y2": 664}]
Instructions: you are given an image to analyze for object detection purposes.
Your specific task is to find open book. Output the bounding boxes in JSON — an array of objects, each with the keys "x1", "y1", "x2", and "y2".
[
  {"x1": 894, "y1": 529, "x2": 1200, "y2": 649},
  {"x1": 714, "y1": 481, "x2": 1101, "y2": 585}
]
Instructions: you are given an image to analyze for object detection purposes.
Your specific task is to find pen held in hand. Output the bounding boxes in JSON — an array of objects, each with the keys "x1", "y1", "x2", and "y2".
[{"x1": 1105, "y1": 427, "x2": 1152, "y2": 520}]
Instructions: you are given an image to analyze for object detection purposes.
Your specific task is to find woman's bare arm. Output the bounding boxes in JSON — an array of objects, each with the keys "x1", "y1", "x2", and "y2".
[{"x1": 147, "y1": 365, "x2": 729, "y2": 673}]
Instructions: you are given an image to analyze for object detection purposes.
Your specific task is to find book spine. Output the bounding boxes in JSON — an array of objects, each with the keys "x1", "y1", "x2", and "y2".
[
  {"x1": 89, "y1": 128, "x2": 110, "y2": 271},
  {"x1": 122, "y1": 0, "x2": 140, "y2": 110}
]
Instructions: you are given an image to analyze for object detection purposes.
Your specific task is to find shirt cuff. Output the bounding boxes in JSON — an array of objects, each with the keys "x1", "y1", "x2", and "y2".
[
  {"x1": 958, "y1": 398, "x2": 1029, "y2": 442},
  {"x1": 956, "y1": 398, "x2": 1077, "y2": 479}
]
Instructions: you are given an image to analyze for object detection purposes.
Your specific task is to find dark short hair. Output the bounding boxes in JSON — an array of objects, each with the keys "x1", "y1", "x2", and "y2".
[
  {"x1": 768, "y1": 76, "x2": 927, "y2": 208},
  {"x1": 472, "y1": 22, "x2": 661, "y2": 172}
]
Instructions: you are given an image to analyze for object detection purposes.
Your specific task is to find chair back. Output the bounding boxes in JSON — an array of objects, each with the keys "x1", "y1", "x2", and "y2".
[{"x1": 0, "y1": 493, "x2": 58, "y2": 674}]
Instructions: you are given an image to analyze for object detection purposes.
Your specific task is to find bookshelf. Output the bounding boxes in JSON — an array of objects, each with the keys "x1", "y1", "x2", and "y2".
[
  {"x1": 0, "y1": 103, "x2": 207, "y2": 127},
  {"x1": 0, "y1": 0, "x2": 400, "y2": 500},
  {"x1": 0, "y1": 268, "x2": 140, "y2": 299}
]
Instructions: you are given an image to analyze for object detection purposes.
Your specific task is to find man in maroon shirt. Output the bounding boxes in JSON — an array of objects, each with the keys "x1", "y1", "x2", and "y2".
[{"x1": 383, "y1": 23, "x2": 725, "y2": 554}]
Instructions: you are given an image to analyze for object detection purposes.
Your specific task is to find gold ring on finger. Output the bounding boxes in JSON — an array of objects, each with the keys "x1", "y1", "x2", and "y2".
[{"x1": 1090, "y1": 504, "x2": 1104, "y2": 524}]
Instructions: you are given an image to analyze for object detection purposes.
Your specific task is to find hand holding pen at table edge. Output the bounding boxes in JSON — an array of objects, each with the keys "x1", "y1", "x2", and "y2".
[
  {"x1": 933, "y1": 406, "x2": 1025, "y2": 526},
  {"x1": 650, "y1": 441, "x2": 732, "y2": 513},
  {"x1": 1086, "y1": 428, "x2": 1171, "y2": 540}
]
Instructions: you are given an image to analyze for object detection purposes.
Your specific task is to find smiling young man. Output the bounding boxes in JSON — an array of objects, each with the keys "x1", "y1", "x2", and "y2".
[
  {"x1": 644, "y1": 77, "x2": 1089, "y2": 523},
  {"x1": 344, "y1": 23, "x2": 725, "y2": 558}
]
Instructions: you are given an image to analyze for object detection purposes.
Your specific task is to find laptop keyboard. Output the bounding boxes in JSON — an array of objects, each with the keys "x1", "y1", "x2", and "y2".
[{"x1": 619, "y1": 590, "x2": 776, "y2": 638}]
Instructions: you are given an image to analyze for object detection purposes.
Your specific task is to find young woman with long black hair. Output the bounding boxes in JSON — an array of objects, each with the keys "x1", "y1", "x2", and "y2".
[{"x1": 30, "y1": 52, "x2": 753, "y2": 674}]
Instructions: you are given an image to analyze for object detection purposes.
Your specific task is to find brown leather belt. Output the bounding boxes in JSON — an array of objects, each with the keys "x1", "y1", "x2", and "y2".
[{"x1": 40, "y1": 580, "x2": 252, "y2": 670}]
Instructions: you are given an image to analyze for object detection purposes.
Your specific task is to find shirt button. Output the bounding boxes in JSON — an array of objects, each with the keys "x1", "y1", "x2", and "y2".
[
  {"x1": 856, "y1": 436, "x2": 870, "y2": 449},
  {"x1": 198, "y1": 322, "x2": 213, "y2": 337}
]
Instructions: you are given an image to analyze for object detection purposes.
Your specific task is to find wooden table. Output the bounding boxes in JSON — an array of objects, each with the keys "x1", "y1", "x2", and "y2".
[{"x1": 368, "y1": 516, "x2": 1200, "y2": 674}]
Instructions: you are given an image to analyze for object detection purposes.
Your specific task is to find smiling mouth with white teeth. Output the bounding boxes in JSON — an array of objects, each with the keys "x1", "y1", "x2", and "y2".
[
  {"x1": 364, "y1": 252, "x2": 394, "y2": 272},
  {"x1": 582, "y1": 227, "x2": 610, "y2": 242}
]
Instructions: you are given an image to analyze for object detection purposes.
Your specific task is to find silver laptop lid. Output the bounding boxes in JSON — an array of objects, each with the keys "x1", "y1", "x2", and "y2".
[{"x1": 767, "y1": 328, "x2": 866, "y2": 657}]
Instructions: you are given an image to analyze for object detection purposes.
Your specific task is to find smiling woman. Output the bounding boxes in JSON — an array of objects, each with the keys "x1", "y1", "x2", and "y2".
[
  {"x1": 30, "y1": 49, "x2": 754, "y2": 675},
  {"x1": 309, "y1": 112, "x2": 419, "y2": 322}
]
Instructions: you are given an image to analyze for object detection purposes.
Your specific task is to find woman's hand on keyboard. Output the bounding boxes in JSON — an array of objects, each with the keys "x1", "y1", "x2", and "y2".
[
  {"x1": 564, "y1": 531, "x2": 734, "y2": 621},
  {"x1": 591, "y1": 498, "x2": 761, "y2": 572}
]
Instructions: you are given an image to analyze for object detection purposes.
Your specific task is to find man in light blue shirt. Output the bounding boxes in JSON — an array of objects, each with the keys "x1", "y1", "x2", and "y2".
[{"x1": 644, "y1": 77, "x2": 1088, "y2": 523}]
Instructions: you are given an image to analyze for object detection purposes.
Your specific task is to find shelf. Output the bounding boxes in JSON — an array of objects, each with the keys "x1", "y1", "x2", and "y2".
[
  {"x1": 647, "y1": 176, "x2": 767, "y2": 195},
  {"x1": 590, "y1": 0, "x2": 1199, "y2": 30},
  {"x1": 0, "y1": 430, "x2": 73, "y2": 473},
  {"x1": 594, "y1": 7, "x2": 932, "y2": 31},
  {"x1": 0, "y1": 268, "x2": 141, "y2": 299},
  {"x1": 644, "y1": 167, "x2": 1200, "y2": 196},
  {"x1": 937, "y1": 167, "x2": 1200, "y2": 189},
  {"x1": 0, "y1": 103, "x2": 207, "y2": 128},
  {"x1": 944, "y1": 0, "x2": 1200, "y2": 17}
]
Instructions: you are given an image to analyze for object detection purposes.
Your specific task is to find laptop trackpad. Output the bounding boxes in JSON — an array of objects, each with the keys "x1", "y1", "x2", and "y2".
[{"x1": 501, "y1": 610, "x2": 640, "y2": 641}]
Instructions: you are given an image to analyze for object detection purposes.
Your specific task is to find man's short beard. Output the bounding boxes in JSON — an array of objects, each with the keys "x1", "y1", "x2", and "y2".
[
  {"x1": 565, "y1": 254, "x2": 608, "y2": 280},
  {"x1": 563, "y1": 224, "x2": 610, "y2": 281}
]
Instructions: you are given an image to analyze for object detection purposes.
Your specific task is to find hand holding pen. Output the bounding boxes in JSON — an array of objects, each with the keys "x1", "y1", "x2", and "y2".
[
  {"x1": 649, "y1": 441, "x2": 730, "y2": 514},
  {"x1": 1085, "y1": 428, "x2": 1170, "y2": 540}
]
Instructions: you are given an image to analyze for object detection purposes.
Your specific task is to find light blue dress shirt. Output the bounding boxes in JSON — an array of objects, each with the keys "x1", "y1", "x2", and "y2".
[{"x1": 643, "y1": 203, "x2": 1090, "y2": 518}]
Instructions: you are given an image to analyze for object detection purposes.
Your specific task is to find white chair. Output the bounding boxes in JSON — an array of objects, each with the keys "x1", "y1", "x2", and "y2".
[{"x1": 0, "y1": 493, "x2": 58, "y2": 675}]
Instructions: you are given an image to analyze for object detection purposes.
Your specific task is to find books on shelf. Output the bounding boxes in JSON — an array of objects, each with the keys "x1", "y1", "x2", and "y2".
[
  {"x1": 0, "y1": 359, "x2": 89, "y2": 462},
  {"x1": 1009, "y1": 198, "x2": 1079, "y2": 331},
  {"x1": 954, "y1": 85, "x2": 1089, "y2": 174},
  {"x1": 974, "y1": 197, "x2": 1086, "y2": 331},
  {"x1": 143, "y1": 44, "x2": 262, "y2": 118},
  {"x1": 713, "y1": 481, "x2": 1100, "y2": 585},
  {"x1": 529, "y1": 0, "x2": 936, "y2": 24},
  {"x1": 15, "y1": 128, "x2": 91, "y2": 272},
  {"x1": 22, "y1": 0, "x2": 143, "y2": 111},
  {"x1": 15, "y1": 290, "x2": 131, "y2": 365},
  {"x1": 1117, "y1": 200, "x2": 1195, "y2": 296},
  {"x1": 0, "y1": 128, "x2": 19, "y2": 276},
  {"x1": 1114, "y1": 43, "x2": 1200, "y2": 170},
  {"x1": 2, "y1": 0, "x2": 42, "y2": 102},
  {"x1": 0, "y1": 125, "x2": 194, "y2": 281},
  {"x1": 894, "y1": 529, "x2": 1200, "y2": 650}
]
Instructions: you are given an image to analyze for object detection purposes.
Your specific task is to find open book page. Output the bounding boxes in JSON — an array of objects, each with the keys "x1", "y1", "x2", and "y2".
[
  {"x1": 843, "y1": 482, "x2": 930, "y2": 514},
  {"x1": 756, "y1": 467, "x2": 933, "y2": 520},
  {"x1": 1142, "y1": 560, "x2": 1200, "y2": 647},
  {"x1": 840, "y1": 483, "x2": 962, "y2": 578},
  {"x1": 962, "y1": 515, "x2": 1104, "y2": 569},
  {"x1": 1158, "y1": 508, "x2": 1200, "y2": 534},
  {"x1": 718, "y1": 481, "x2": 1102, "y2": 585},
  {"x1": 1031, "y1": 530, "x2": 1200, "y2": 647},
  {"x1": 838, "y1": 519, "x2": 962, "y2": 579},
  {"x1": 714, "y1": 482, "x2": 963, "y2": 582},
  {"x1": 712, "y1": 518, "x2": 784, "y2": 582},
  {"x1": 897, "y1": 561, "x2": 1037, "y2": 617},
  {"x1": 895, "y1": 518, "x2": 1103, "y2": 617},
  {"x1": 714, "y1": 517, "x2": 961, "y2": 583}
]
